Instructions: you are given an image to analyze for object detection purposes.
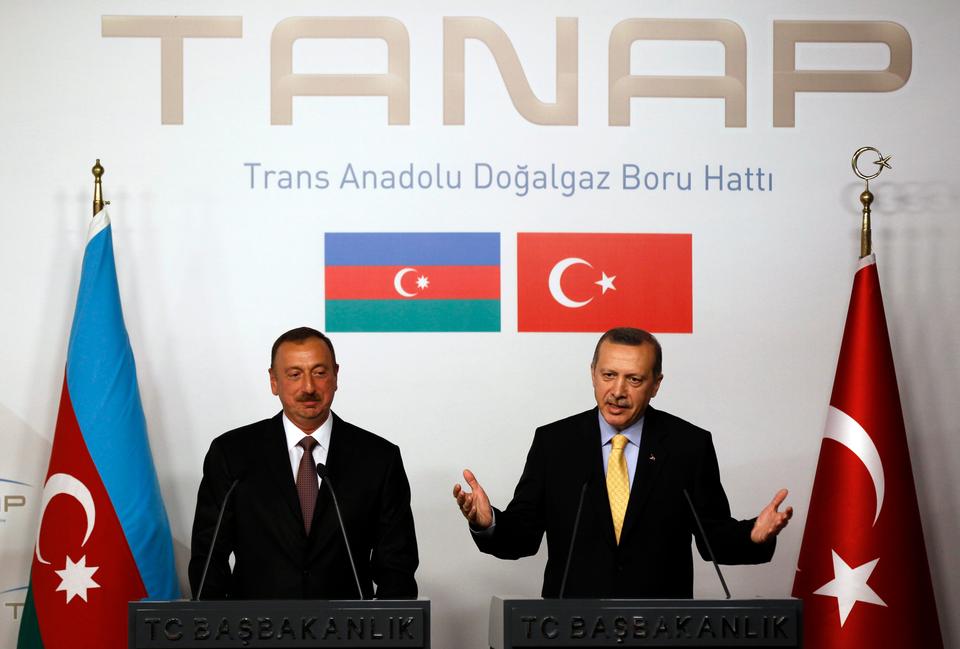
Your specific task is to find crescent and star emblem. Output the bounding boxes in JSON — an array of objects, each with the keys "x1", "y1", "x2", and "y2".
[
  {"x1": 393, "y1": 267, "x2": 430, "y2": 298},
  {"x1": 36, "y1": 472, "x2": 101, "y2": 603},
  {"x1": 812, "y1": 406, "x2": 889, "y2": 627},
  {"x1": 548, "y1": 258, "x2": 616, "y2": 308}
]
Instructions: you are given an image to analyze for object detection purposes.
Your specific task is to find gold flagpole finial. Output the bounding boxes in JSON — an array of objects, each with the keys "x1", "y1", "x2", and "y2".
[
  {"x1": 851, "y1": 147, "x2": 893, "y2": 258},
  {"x1": 92, "y1": 159, "x2": 109, "y2": 217}
]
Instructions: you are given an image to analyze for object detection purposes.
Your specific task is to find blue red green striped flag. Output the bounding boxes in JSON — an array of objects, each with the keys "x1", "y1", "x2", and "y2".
[
  {"x1": 324, "y1": 233, "x2": 500, "y2": 332},
  {"x1": 17, "y1": 209, "x2": 179, "y2": 649}
]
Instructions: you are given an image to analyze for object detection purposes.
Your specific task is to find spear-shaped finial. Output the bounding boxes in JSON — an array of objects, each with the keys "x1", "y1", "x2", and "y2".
[{"x1": 92, "y1": 159, "x2": 106, "y2": 217}]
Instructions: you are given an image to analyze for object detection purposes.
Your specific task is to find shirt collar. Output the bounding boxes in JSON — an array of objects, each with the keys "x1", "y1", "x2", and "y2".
[
  {"x1": 598, "y1": 410, "x2": 644, "y2": 448},
  {"x1": 282, "y1": 411, "x2": 333, "y2": 453}
]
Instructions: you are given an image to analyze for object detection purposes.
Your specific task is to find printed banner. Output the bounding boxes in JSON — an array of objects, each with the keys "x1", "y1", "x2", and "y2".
[
  {"x1": 517, "y1": 233, "x2": 692, "y2": 333},
  {"x1": 325, "y1": 232, "x2": 500, "y2": 332}
]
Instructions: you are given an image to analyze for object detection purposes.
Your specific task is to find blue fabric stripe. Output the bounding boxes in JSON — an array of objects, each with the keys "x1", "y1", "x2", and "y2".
[
  {"x1": 325, "y1": 232, "x2": 500, "y2": 266},
  {"x1": 65, "y1": 221, "x2": 179, "y2": 600}
]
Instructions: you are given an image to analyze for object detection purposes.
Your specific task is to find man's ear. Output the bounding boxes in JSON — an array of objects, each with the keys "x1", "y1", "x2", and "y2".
[
  {"x1": 651, "y1": 373, "x2": 664, "y2": 397},
  {"x1": 268, "y1": 367, "x2": 280, "y2": 396}
]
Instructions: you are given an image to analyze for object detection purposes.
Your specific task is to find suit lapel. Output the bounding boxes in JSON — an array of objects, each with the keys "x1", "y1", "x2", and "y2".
[
  {"x1": 581, "y1": 409, "x2": 618, "y2": 550},
  {"x1": 620, "y1": 406, "x2": 669, "y2": 544},
  {"x1": 307, "y1": 413, "x2": 348, "y2": 553},
  {"x1": 262, "y1": 413, "x2": 306, "y2": 530}
]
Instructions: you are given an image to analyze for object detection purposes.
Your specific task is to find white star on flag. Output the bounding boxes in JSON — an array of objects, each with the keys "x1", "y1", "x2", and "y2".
[
  {"x1": 813, "y1": 550, "x2": 887, "y2": 626},
  {"x1": 595, "y1": 272, "x2": 616, "y2": 294},
  {"x1": 55, "y1": 555, "x2": 101, "y2": 603},
  {"x1": 416, "y1": 275, "x2": 430, "y2": 290}
]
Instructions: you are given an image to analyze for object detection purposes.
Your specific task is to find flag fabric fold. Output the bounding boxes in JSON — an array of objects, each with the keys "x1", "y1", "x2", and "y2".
[
  {"x1": 18, "y1": 209, "x2": 179, "y2": 649},
  {"x1": 792, "y1": 253, "x2": 943, "y2": 648}
]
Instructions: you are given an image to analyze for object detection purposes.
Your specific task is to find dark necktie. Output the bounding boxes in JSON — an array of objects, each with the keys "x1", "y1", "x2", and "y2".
[{"x1": 296, "y1": 436, "x2": 319, "y2": 534}]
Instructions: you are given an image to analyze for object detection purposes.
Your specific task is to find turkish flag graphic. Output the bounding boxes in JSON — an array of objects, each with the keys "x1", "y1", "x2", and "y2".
[
  {"x1": 791, "y1": 255, "x2": 943, "y2": 648},
  {"x1": 517, "y1": 233, "x2": 692, "y2": 332}
]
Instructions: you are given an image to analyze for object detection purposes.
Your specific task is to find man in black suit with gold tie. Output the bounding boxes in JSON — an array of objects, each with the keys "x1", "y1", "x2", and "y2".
[
  {"x1": 189, "y1": 327, "x2": 418, "y2": 599},
  {"x1": 453, "y1": 327, "x2": 791, "y2": 598}
]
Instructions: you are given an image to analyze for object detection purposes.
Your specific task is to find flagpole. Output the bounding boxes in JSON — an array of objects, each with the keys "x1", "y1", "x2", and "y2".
[
  {"x1": 791, "y1": 146, "x2": 945, "y2": 648},
  {"x1": 851, "y1": 146, "x2": 892, "y2": 258},
  {"x1": 92, "y1": 158, "x2": 109, "y2": 217}
]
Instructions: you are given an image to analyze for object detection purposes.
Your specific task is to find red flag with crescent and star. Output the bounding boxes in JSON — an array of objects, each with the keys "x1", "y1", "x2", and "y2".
[
  {"x1": 791, "y1": 254, "x2": 943, "y2": 648},
  {"x1": 517, "y1": 232, "x2": 692, "y2": 332}
]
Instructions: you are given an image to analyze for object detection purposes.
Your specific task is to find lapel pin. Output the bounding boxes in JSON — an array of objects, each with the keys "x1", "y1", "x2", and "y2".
[{"x1": 648, "y1": 453, "x2": 656, "y2": 462}]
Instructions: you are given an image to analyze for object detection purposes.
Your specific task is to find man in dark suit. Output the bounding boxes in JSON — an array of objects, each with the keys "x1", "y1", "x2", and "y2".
[
  {"x1": 453, "y1": 327, "x2": 791, "y2": 598},
  {"x1": 189, "y1": 327, "x2": 418, "y2": 600}
]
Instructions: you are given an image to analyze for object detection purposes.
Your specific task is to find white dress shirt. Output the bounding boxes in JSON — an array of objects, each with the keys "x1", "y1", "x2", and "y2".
[{"x1": 282, "y1": 412, "x2": 333, "y2": 484}]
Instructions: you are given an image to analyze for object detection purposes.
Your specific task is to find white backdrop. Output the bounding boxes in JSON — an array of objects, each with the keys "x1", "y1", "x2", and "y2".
[{"x1": 1, "y1": 1, "x2": 958, "y2": 647}]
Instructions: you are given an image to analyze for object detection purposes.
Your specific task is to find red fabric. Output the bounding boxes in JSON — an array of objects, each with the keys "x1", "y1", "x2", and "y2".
[
  {"x1": 517, "y1": 233, "x2": 692, "y2": 332},
  {"x1": 325, "y1": 265, "x2": 499, "y2": 299},
  {"x1": 792, "y1": 259, "x2": 943, "y2": 648},
  {"x1": 31, "y1": 379, "x2": 145, "y2": 649}
]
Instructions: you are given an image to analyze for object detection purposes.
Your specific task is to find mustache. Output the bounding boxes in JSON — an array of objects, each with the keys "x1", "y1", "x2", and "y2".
[{"x1": 296, "y1": 393, "x2": 322, "y2": 402}]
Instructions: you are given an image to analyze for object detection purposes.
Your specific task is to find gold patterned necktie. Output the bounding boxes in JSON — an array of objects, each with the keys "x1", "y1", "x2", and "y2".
[{"x1": 607, "y1": 433, "x2": 630, "y2": 544}]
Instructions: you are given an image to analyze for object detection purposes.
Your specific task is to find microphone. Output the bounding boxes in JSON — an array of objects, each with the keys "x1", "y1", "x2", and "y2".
[
  {"x1": 557, "y1": 481, "x2": 589, "y2": 599},
  {"x1": 682, "y1": 488, "x2": 731, "y2": 599},
  {"x1": 195, "y1": 478, "x2": 240, "y2": 600},
  {"x1": 316, "y1": 463, "x2": 364, "y2": 600}
]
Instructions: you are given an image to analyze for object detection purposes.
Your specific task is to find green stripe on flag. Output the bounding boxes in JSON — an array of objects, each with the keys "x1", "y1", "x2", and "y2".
[
  {"x1": 326, "y1": 299, "x2": 500, "y2": 332},
  {"x1": 16, "y1": 583, "x2": 43, "y2": 649}
]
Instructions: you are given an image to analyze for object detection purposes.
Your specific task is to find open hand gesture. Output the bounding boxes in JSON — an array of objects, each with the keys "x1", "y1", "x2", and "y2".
[
  {"x1": 453, "y1": 469, "x2": 494, "y2": 530},
  {"x1": 751, "y1": 488, "x2": 793, "y2": 544}
]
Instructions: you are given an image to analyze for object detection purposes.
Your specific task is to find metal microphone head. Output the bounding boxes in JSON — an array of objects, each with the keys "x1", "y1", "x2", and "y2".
[{"x1": 316, "y1": 463, "x2": 329, "y2": 479}]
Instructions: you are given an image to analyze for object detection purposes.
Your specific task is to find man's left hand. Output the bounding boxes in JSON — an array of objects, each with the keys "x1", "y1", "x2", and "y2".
[{"x1": 750, "y1": 488, "x2": 793, "y2": 544}]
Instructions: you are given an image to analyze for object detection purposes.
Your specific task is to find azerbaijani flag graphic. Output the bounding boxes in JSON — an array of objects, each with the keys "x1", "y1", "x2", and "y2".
[
  {"x1": 325, "y1": 233, "x2": 500, "y2": 332},
  {"x1": 17, "y1": 210, "x2": 179, "y2": 649}
]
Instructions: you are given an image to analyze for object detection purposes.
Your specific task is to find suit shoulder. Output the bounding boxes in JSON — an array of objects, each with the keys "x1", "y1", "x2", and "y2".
[
  {"x1": 533, "y1": 408, "x2": 597, "y2": 440},
  {"x1": 209, "y1": 416, "x2": 279, "y2": 450},
  {"x1": 538, "y1": 408, "x2": 595, "y2": 429},
  {"x1": 648, "y1": 407, "x2": 713, "y2": 447},
  {"x1": 333, "y1": 416, "x2": 400, "y2": 454},
  {"x1": 651, "y1": 407, "x2": 708, "y2": 433},
  {"x1": 200, "y1": 416, "x2": 282, "y2": 480}
]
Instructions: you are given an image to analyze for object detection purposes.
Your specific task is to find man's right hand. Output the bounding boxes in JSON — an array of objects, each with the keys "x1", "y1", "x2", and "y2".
[{"x1": 453, "y1": 469, "x2": 493, "y2": 530}]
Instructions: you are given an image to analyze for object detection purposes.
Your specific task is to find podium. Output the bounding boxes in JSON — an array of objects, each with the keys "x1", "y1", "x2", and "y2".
[
  {"x1": 128, "y1": 600, "x2": 430, "y2": 648},
  {"x1": 490, "y1": 597, "x2": 801, "y2": 648}
]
